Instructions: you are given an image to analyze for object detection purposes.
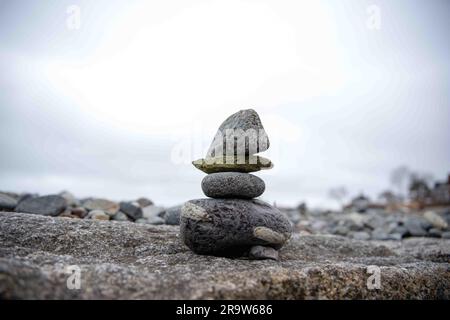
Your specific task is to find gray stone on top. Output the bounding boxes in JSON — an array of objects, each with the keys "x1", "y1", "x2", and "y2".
[
  {"x1": 206, "y1": 109, "x2": 270, "y2": 158},
  {"x1": 201, "y1": 172, "x2": 265, "y2": 199}
]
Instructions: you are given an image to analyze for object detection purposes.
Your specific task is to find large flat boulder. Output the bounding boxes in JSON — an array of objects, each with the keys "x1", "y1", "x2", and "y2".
[{"x1": 0, "y1": 212, "x2": 448, "y2": 299}]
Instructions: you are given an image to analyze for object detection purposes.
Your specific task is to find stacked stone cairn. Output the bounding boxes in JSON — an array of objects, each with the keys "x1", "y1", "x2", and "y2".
[{"x1": 180, "y1": 109, "x2": 292, "y2": 260}]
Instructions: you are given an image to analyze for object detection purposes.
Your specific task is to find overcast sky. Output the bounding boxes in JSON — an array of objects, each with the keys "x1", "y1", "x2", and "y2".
[{"x1": 0, "y1": 0, "x2": 449, "y2": 208}]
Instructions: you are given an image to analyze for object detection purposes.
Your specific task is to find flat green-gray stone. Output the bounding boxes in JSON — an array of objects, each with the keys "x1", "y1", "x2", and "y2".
[{"x1": 192, "y1": 156, "x2": 273, "y2": 174}]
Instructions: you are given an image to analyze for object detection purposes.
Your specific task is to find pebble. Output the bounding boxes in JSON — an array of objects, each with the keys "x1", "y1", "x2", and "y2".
[
  {"x1": 424, "y1": 211, "x2": 448, "y2": 229},
  {"x1": 71, "y1": 207, "x2": 88, "y2": 218},
  {"x1": 371, "y1": 228, "x2": 390, "y2": 240},
  {"x1": 163, "y1": 205, "x2": 182, "y2": 225},
  {"x1": 404, "y1": 218, "x2": 428, "y2": 237},
  {"x1": 87, "y1": 210, "x2": 110, "y2": 220},
  {"x1": 112, "y1": 211, "x2": 130, "y2": 222},
  {"x1": 142, "y1": 205, "x2": 165, "y2": 219},
  {"x1": 206, "y1": 109, "x2": 270, "y2": 158},
  {"x1": 387, "y1": 233, "x2": 403, "y2": 241},
  {"x1": 201, "y1": 172, "x2": 265, "y2": 199},
  {"x1": 136, "y1": 216, "x2": 165, "y2": 225},
  {"x1": 249, "y1": 245, "x2": 279, "y2": 261},
  {"x1": 427, "y1": 228, "x2": 442, "y2": 238},
  {"x1": 58, "y1": 191, "x2": 78, "y2": 207},
  {"x1": 332, "y1": 225, "x2": 350, "y2": 236},
  {"x1": 136, "y1": 197, "x2": 153, "y2": 208},
  {"x1": 390, "y1": 225, "x2": 409, "y2": 237},
  {"x1": 119, "y1": 201, "x2": 143, "y2": 221},
  {"x1": 351, "y1": 231, "x2": 371, "y2": 241},
  {"x1": 0, "y1": 193, "x2": 18, "y2": 210},
  {"x1": 82, "y1": 198, "x2": 119, "y2": 216},
  {"x1": 15, "y1": 195, "x2": 67, "y2": 216},
  {"x1": 17, "y1": 193, "x2": 37, "y2": 203},
  {"x1": 59, "y1": 209, "x2": 80, "y2": 219}
]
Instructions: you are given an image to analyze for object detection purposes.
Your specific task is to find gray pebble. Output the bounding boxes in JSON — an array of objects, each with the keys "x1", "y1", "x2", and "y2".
[
  {"x1": 87, "y1": 210, "x2": 110, "y2": 220},
  {"x1": 164, "y1": 205, "x2": 182, "y2": 225},
  {"x1": 112, "y1": 211, "x2": 131, "y2": 222},
  {"x1": 83, "y1": 198, "x2": 119, "y2": 216},
  {"x1": 351, "y1": 231, "x2": 371, "y2": 241},
  {"x1": 249, "y1": 245, "x2": 279, "y2": 261},
  {"x1": 120, "y1": 202, "x2": 143, "y2": 221},
  {"x1": 201, "y1": 172, "x2": 265, "y2": 199},
  {"x1": 0, "y1": 193, "x2": 18, "y2": 210},
  {"x1": 136, "y1": 197, "x2": 153, "y2": 208},
  {"x1": 136, "y1": 216, "x2": 165, "y2": 225},
  {"x1": 427, "y1": 228, "x2": 442, "y2": 238},
  {"x1": 15, "y1": 195, "x2": 67, "y2": 216}
]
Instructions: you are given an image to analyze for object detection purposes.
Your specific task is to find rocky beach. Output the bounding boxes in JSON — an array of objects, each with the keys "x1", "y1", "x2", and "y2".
[
  {"x1": 0, "y1": 109, "x2": 449, "y2": 299},
  {"x1": 1, "y1": 0, "x2": 449, "y2": 306}
]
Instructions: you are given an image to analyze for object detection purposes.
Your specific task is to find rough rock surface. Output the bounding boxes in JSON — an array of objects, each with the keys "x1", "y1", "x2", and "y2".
[
  {"x1": 201, "y1": 172, "x2": 265, "y2": 199},
  {"x1": 180, "y1": 199, "x2": 292, "y2": 256},
  {"x1": 0, "y1": 212, "x2": 449, "y2": 299}
]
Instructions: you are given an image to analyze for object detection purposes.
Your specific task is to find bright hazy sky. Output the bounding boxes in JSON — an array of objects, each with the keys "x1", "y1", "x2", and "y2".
[{"x1": 0, "y1": 0, "x2": 449, "y2": 208}]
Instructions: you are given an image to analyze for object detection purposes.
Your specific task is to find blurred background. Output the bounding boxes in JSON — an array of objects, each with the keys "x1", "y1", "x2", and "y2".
[{"x1": 0, "y1": 0, "x2": 449, "y2": 209}]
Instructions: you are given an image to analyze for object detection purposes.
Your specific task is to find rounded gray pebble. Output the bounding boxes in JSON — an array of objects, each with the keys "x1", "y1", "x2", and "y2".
[
  {"x1": 201, "y1": 172, "x2": 265, "y2": 199},
  {"x1": 249, "y1": 245, "x2": 279, "y2": 261},
  {"x1": 15, "y1": 195, "x2": 67, "y2": 216},
  {"x1": 164, "y1": 205, "x2": 182, "y2": 225}
]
